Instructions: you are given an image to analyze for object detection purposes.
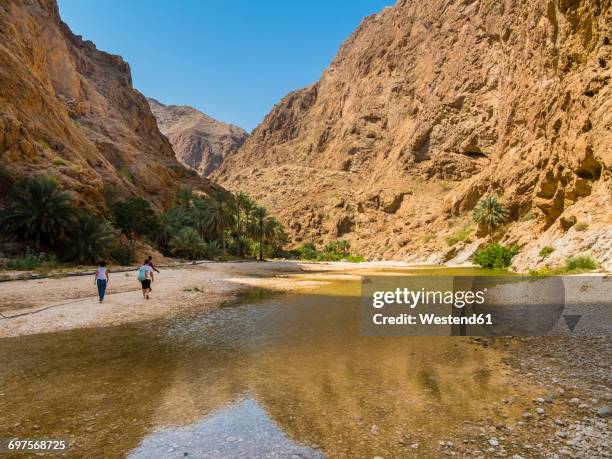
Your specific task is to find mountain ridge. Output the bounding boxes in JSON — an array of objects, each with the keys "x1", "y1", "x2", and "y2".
[{"x1": 148, "y1": 98, "x2": 248, "y2": 177}]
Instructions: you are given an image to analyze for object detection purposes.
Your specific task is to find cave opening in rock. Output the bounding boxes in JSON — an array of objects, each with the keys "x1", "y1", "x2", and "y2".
[{"x1": 461, "y1": 150, "x2": 488, "y2": 159}]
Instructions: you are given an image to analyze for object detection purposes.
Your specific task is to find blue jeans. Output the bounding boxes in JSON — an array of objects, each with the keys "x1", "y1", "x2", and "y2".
[{"x1": 97, "y1": 279, "x2": 107, "y2": 301}]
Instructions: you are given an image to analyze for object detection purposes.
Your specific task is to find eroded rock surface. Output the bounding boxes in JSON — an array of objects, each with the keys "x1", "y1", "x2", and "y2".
[{"x1": 213, "y1": 0, "x2": 611, "y2": 270}]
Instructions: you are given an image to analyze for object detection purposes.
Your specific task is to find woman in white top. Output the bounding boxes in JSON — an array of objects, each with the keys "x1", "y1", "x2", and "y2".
[{"x1": 94, "y1": 261, "x2": 110, "y2": 302}]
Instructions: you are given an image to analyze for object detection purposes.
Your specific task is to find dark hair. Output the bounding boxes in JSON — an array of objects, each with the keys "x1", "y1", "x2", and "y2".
[
  {"x1": 99, "y1": 261, "x2": 106, "y2": 267},
  {"x1": 147, "y1": 255, "x2": 153, "y2": 260}
]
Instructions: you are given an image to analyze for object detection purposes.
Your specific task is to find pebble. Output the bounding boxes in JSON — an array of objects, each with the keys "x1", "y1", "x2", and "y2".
[
  {"x1": 554, "y1": 419, "x2": 565, "y2": 426},
  {"x1": 569, "y1": 398, "x2": 581, "y2": 405},
  {"x1": 370, "y1": 425, "x2": 380, "y2": 435},
  {"x1": 555, "y1": 430, "x2": 568, "y2": 438},
  {"x1": 535, "y1": 397, "x2": 545, "y2": 404},
  {"x1": 488, "y1": 437, "x2": 499, "y2": 447},
  {"x1": 410, "y1": 443, "x2": 419, "y2": 449},
  {"x1": 535, "y1": 407, "x2": 545, "y2": 415},
  {"x1": 522, "y1": 412, "x2": 532, "y2": 420},
  {"x1": 596, "y1": 406, "x2": 611, "y2": 417},
  {"x1": 512, "y1": 455, "x2": 524, "y2": 459}
]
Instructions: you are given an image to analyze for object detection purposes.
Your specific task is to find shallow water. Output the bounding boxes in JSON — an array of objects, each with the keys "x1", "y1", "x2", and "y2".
[{"x1": 0, "y1": 270, "x2": 534, "y2": 458}]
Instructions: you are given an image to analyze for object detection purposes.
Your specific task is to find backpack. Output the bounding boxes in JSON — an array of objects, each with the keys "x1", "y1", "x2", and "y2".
[{"x1": 137, "y1": 267, "x2": 147, "y2": 282}]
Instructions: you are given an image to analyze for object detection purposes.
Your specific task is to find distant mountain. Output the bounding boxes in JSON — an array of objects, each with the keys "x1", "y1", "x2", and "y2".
[
  {"x1": 148, "y1": 99, "x2": 248, "y2": 177},
  {"x1": 0, "y1": 0, "x2": 216, "y2": 211}
]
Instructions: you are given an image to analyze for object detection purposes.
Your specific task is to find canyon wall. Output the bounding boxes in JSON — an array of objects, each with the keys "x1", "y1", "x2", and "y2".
[
  {"x1": 0, "y1": 0, "x2": 216, "y2": 213},
  {"x1": 213, "y1": 0, "x2": 611, "y2": 270},
  {"x1": 148, "y1": 98, "x2": 248, "y2": 177}
]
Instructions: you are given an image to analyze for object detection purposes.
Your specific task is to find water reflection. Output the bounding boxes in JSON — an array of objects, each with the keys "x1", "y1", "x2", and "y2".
[
  {"x1": 129, "y1": 399, "x2": 324, "y2": 458},
  {"x1": 0, "y1": 276, "x2": 535, "y2": 458}
]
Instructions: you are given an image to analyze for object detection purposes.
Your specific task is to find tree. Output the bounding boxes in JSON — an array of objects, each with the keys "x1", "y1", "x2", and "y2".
[
  {"x1": 192, "y1": 198, "x2": 211, "y2": 240},
  {"x1": 110, "y1": 197, "x2": 158, "y2": 247},
  {"x1": 175, "y1": 186, "x2": 194, "y2": 208},
  {"x1": 249, "y1": 206, "x2": 279, "y2": 261},
  {"x1": 151, "y1": 212, "x2": 176, "y2": 250},
  {"x1": 235, "y1": 192, "x2": 254, "y2": 232},
  {"x1": 473, "y1": 195, "x2": 507, "y2": 238},
  {"x1": 169, "y1": 227, "x2": 205, "y2": 260},
  {"x1": 63, "y1": 214, "x2": 116, "y2": 264},
  {"x1": 0, "y1": 176, "x2": 74, "y2": 249},
  {"x1": 201, "y1": 190, "x2": 237, "y2": 254}
]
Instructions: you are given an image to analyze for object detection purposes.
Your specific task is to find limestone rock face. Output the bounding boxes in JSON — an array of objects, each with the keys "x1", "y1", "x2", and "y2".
[
  {"x1": 0, "y1": 0, "x2": 216, "y2": 213},
  {"x1": 213, "y1": 0, "x2": 611, "y2": 268},
  {"x1": 148, "y1": 98, "x2": 248, "y2": 177}
]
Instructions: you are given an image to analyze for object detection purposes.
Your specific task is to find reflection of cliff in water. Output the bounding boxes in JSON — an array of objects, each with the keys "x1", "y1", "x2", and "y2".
[{"x1": 0, "y1": 324, "x2": 179, "y2": 458}]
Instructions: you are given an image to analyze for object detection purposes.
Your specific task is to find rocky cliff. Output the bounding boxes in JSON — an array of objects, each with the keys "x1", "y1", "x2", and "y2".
[
  {"x1": 148, "y1": 98, "x2": 248, "y2": 177},
  {"x1": 0, "y1": 0, "x2": 216, "y2": 213},
  {"x1": 213, "y1": 0, "x2": 611, "y2": 270}
]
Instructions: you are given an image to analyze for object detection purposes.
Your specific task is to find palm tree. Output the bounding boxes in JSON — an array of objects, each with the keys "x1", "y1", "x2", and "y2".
[
  {"x1": 201, "y1": 190, "x2": 237, "y2": 254},
  {"x1": 234, "y1": 191, "x2": 254, "y2": 256},
  {"x1": 175, "y1": 186, "x2": 194, "y2": 208},
  {"x1": 63, "y1": 214, "x2": 115, "y2": 264},
  {"x1": 192, "y1": 198, "x2": 211, "y2": 240},
  {"x1": 151, "y1": 212, "x2": 175, "y2": 249},
  {"x1": 0, "y1": 176, "x2": 74, "y2": 249},
  {"x1": 169, "y1": 227, "x2": 205, "y2": 260},
  {"x1": 473, "y1": 195, "x2": 507, "y2": 238},
  {"x1": 249, "y1": 206, "x2": 279, "y2": 261}
]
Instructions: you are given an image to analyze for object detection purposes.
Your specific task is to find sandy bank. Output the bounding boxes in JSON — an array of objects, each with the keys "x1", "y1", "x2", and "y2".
[{"x1": 0, "y1": 261, "x2": 417, "y2": 338}]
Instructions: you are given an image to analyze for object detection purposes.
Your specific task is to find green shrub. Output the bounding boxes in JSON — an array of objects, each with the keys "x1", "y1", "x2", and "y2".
[
  {"x1": 346, "y1": 254, "x2": 366, "y2": 263},
  {"x1": 528, "y1": 266, "x2": 555, "y2": 277},
  {"x1": 538, "y1": 246, "x2": 555, "y2": 258},
  {"x1": 52, "y1": 158, "x2": 65, "y2": 166},
  {"x1": 62, "y1": 214, "x2": 116, "y2": 264},
  {"x1": 110, "y1": 197, "x2": 159, "y2": 241},
  {"x1": 296, "y1": 242, "x2": 318, "y2": 260},
  {"x1": 573, "y1": 222, "x2": 588, "y2": 231},
  {"x1": 445, "y1": 227, "x2": 472, "y2": 246},
  {"x1": 565, "y1": 254, "x2": 598, "y2": 271},
  {"x1": 5, "y1": 248, "x2": 47, "y2": 270},
  {"x1": 472, "y1": 243, "x2": 519, "y2": 269},
  {"x1": 110, "y1": 243, "x2": 136, "y2": 266},
  {"x1": 169, "y1": 227, "x2": 205, "y2": 260},
  {"x1": 204, "y1": 240, "x2": 222, "y2": 260}
]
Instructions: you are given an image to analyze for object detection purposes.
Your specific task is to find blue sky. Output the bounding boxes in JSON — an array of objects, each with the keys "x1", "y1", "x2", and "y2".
[{"x1": 58, "y1": 0, "x2": 394, "y2": 131}]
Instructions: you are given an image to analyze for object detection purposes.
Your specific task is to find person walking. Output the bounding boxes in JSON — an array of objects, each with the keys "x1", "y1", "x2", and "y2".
[
  {"x1": 138, "y1": 260, "x2": 154, "y2": 299},
  {"x1": 147, "y1": 255, "x2": 161, "y2": 274},
  {"x1": 94, "y1": 261, "x2": 109, "y2": 302}
]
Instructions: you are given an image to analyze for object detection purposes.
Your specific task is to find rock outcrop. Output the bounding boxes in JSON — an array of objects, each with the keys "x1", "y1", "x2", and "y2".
[
  {"x1": 0, "y1": 0, "x2": 216, "y2": 213},
  {"x1": 213, "y1": 0, "x2": 611, "y2": 270},
  {"x1": 148, "y1": 98, "x2": 248, "y2": 177}
]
